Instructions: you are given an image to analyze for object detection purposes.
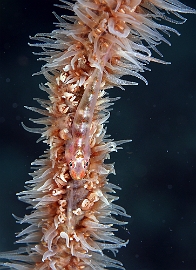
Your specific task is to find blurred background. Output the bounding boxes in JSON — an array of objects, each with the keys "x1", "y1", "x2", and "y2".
[{"x1": 0, "y1": 0, "x2": 196, "y2": 269}]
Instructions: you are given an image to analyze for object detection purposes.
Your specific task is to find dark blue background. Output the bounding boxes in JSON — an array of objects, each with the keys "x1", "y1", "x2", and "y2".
[{"x1": 0, "y1": 0, "x2": 196, "y2": 269}]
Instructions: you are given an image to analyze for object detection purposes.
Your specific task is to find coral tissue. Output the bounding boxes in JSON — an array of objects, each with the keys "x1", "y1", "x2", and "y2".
[{"x1": 0, "y1": 0, "x2": 195, "y2": 269}]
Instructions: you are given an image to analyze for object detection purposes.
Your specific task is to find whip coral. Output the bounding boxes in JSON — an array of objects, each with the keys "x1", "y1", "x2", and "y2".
[{"x1": 0, "y1": 0, "x2": 195, "y2": 269}]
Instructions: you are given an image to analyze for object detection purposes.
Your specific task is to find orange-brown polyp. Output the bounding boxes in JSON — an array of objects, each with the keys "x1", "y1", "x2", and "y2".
[{"x1": 0, "y1": 0, "x2": 195, "y2": 269}]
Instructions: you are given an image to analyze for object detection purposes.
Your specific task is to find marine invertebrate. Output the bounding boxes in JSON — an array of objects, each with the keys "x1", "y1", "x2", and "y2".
[{"x1": 0, "y1": 0, "x2": 195, "y2": 269}]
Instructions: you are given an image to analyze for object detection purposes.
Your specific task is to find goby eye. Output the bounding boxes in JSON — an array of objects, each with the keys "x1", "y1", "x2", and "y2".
[{"x1": 85, "y1": 161, "x2": 89, "y2": 167}]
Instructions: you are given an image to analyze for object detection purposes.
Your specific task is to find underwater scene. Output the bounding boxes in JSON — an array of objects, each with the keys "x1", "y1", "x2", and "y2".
[{"x1": 0, "y1": 0, "x2": 196, "y2": 269}]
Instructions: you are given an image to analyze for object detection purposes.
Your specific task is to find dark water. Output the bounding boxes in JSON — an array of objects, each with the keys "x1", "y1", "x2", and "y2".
[{"x1": 0, "y1": 0, "x2": 196, "y2": 269}]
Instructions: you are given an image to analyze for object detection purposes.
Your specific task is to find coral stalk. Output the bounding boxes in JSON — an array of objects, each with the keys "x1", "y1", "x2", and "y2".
[{"x1": 0, "y1": 0, "x2": 195, "y2": 269}]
